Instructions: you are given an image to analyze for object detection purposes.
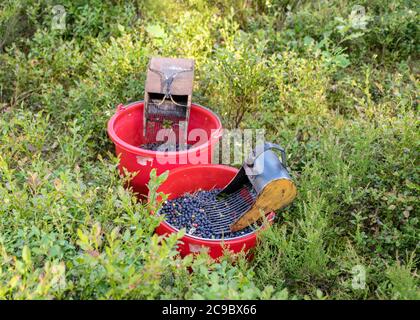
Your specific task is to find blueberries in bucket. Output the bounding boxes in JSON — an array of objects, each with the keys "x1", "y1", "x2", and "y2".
[
  {"x1": 159, "y1": 189, "x2": 255, "y2": 239},
  {"x1": 140, "y1": 142, "x2": 193, "y2": 151}
]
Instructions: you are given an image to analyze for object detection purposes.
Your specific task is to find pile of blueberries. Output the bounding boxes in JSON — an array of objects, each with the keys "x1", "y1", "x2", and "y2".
[
  {"x1": 159, "y1": 189, "x2": 255, "y2": 239},
  {"x1": 140, "y1": 142, "x2": 192, "y2": 151}
]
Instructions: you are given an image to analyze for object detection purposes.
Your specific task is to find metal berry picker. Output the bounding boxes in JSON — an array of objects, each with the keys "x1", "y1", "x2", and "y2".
[
  {"x1": 143, "y1": 57, "x2": 195, "y2": 146},
  {"x1": 203, "y1": 142, "x2": 297, "y2": 234}
]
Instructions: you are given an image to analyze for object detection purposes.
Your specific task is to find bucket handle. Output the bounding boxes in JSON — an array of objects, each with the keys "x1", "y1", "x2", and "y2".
[
  {"x1": 116, "y1": 103, "x2": 126, "y2": 112},
  {"x1": 116, "y1": 101, "x2": 144, "y2": 112},
  {"x1": 245, "y1": 142, "x2": 287, "y2": 167}
]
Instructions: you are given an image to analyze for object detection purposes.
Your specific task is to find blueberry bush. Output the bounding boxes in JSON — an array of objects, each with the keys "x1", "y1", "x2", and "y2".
[{"x1": 0, "y1": 0, "x2": 418, "y2": 299}]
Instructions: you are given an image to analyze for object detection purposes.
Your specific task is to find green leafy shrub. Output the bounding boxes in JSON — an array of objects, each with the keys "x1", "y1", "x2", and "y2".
[{"x1": 202, "y1": 27, "x2": 270, "y2": 128}]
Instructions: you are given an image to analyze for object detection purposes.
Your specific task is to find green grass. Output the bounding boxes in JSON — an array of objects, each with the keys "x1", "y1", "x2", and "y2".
[{"x1": 0, "y1": 0, "x2": 419, "y2": 299}]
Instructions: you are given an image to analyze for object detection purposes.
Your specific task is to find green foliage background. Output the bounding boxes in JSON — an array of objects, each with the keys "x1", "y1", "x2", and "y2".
[{"x1": 0, "y1": 0, "x2": 419, "y2": 299}]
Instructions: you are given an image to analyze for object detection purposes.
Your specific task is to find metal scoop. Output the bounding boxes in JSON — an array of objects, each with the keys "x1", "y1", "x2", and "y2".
[{"x1": 204, "y1": 142, "x2": 297, "y2": 234}]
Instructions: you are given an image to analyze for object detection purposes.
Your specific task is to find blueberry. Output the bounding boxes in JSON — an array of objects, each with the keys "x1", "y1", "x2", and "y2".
[{"x1": 159, "y1": 189, "x2": 255, "y2": 239}]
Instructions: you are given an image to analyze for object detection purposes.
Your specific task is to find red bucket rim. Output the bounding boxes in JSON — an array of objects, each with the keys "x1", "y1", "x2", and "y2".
[{"x1": 107, "y1": 101, "x2": 223, "y2": 157}]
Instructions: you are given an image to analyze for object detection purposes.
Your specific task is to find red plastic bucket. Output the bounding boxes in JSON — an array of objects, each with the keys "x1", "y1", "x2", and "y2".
[
  {"x1": 107, "y1": 101, "x2": 223, "y2": 196},
  {"x1": 152, "y1": 165, "x2": 275, "y2": 259}
]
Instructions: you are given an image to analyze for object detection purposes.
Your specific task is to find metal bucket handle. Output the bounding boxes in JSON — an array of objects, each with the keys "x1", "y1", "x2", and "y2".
[{"x1": 245, "y1": 142, "x2": 287, "y2": 168}]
